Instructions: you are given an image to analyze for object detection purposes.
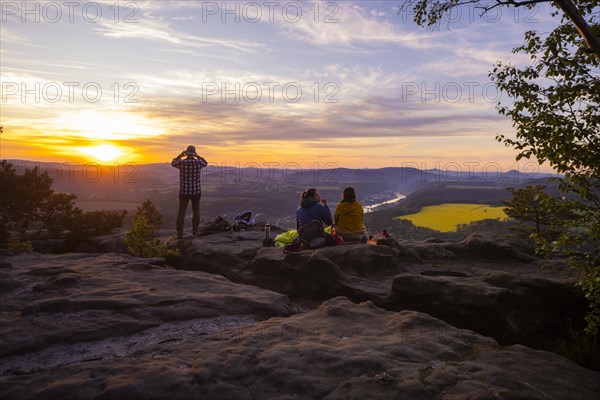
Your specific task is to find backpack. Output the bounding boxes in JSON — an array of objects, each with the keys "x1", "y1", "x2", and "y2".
[
  {"x1": 298, "y1": 220, "x2": 338, "y2": 249},
  {"x1": 233, "y1": 210, "x2": 254, "y2": 231}
]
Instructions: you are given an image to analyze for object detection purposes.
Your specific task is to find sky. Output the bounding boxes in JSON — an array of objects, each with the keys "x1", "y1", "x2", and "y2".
[{"x1": 0, "y1": 0, "x2": 563, "y2": 173}]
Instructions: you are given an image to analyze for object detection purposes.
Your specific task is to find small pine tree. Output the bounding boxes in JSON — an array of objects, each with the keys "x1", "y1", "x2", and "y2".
[
  {"x1": 502, "y1": 185, "x2": 558, "y2": 238},
  {"x1": 125, "y1": 201, "x2": 180, "y2": 260},
  {"x1": 125, "y1": 215, "x2": 156, "y2": 257},
  {"x1": 502, "y1": 185, "x2": 577, "y2": 240},
  {"x1": 136, "y1": 198, "x2": 163, "y2": 230}
]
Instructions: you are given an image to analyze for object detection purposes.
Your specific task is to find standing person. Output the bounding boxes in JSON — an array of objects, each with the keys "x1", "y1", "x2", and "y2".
[
  {"x1": 334, "y1": 187, "x2": 367, "y2": 243},
  {"x1": 171, "y1": 145, "x2": 208, "y2": 239},
  {"x1": 296, "y1": 188, "x2": 333, "y2": 229}
]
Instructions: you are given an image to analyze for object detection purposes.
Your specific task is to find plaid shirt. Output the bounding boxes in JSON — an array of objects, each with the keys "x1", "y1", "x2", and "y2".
[{"x1": 171, "y1": 156, "x2": 208, "y2": 195}]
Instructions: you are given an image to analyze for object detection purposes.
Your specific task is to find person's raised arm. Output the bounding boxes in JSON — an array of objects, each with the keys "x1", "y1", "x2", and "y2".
[
  {"x1": 321, "y1": 202, "x2": 333, "y2": 227},
  {"x1": 196, "y1": 155, "x2": 208, "y2": 168},
  {"x1": 171, "y1": 150, "x2": 186, "y2": 168}
]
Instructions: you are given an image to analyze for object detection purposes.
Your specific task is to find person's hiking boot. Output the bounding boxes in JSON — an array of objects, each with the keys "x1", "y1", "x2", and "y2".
[
  {"x1": 192, "y1": 227, "x2": 199, "y2": 236},
  {"x1": 177, "y1": 231, "x2": 183, "y2": 239}
]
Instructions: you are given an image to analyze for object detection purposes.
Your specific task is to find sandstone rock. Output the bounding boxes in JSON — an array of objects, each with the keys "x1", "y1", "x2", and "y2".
[
  {"x1": 181, "y1": 231, "x2": 410, "y2": 303},
  {"x1": 75, "y1": 230, "x2": 128, "y2": 253},
  {"x1": 177, "y1": 232, "x2": 585, "y2": 352},
  {"x1": 386, "y1": 271, "x2": 587, "y2": 348},
  {"x1": 0, "y1": 271, "x2": 23, "y2": 294},
  {"x1": 387, "y1": 234, "x2": 536, "y2": 263},
  {"x1": 0, "y1": 252, "x2": 291, "y2": 359},
  {"x1": 1, "y1": 297, "x2": 597, "y2": 400},
  {"x1": 243, "y1": 244, "x2": 409, "y2": 301},
  {"x1": 179, "y1": 229, "x2": 265, "y2": 278},
  {"x1": 445, "y1": 234, "x2": 537, "y2": 262}
]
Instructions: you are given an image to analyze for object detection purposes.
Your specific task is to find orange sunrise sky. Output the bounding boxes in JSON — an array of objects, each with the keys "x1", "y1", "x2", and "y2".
[{"x1": 1, "y1": 1, "x2": 560, "y2": 172}]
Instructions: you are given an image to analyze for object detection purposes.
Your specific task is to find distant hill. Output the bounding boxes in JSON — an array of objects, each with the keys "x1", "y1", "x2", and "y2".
[{"x1": 4, "y1": 159, "x2": 562, "y2": 230}]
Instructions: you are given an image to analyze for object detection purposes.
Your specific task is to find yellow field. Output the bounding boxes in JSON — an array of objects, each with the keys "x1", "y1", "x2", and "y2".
[{"x1": 397, "y1": 203, "x2": 508, "y2": 232}]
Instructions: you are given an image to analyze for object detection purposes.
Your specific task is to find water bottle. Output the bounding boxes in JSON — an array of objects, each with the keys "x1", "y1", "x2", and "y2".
[{"x1": 263, "y1": 222, "x2": 274, "y2": 247}]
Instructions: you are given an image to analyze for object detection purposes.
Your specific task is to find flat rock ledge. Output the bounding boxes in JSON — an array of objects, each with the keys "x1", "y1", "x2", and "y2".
[
  {"x1": 0, "y1": 252, "x2": 291, "y2": 360},
  {"x1": 1, "y1": 297, "x2": 598, "y2": 400}
]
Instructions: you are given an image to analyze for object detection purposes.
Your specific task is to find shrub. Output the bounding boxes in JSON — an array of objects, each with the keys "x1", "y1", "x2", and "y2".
[{"x1": 125, "y1": 203, "x2": 180, "y2": 260}]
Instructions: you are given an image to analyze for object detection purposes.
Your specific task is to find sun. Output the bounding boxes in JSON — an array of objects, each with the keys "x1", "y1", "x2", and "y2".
[{"x1": 85, "y1": 145, "x2": 125, "y2": 163}]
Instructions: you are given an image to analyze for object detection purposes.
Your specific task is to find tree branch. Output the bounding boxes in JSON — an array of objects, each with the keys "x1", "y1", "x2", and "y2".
[
  {"x1": 401, "y1": 0, "x2": 600, "y2": 60},
  {"x1": 554, "y1": 0, "x2": 600, "y2": 62}
]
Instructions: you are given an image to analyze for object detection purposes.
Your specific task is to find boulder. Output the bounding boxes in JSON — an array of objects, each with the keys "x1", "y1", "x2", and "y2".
[
  {"x1": 243, "y1": 244, "x2": 408, "y2": 301},
  {"x1": 179, "y1": 229, "x2": 266, "y2": 278},
  {"x1": 445, "y1": 234, "x2": 537, "y2": 263},
  {"x1": 385, "y1": 271, "x2": 587, "y2": 348},
  {"x1": 181, "y1": 231, "x2": 410, "y2": 303},
  {"x1": 75, "y1": 230, "x2": 128, "y2": 253},
  {"x1": 386, "y1": 234, "x2": 536, "y2": 263}
]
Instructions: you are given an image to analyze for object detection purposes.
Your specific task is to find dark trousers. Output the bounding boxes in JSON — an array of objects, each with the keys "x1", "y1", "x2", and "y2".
[{"x1": 176, "y1": 193, "x2": 201, "y2": 235}]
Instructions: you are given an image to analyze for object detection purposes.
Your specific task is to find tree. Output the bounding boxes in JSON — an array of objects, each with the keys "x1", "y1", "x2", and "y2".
[
  {"x1": 405, "y1": 0, "x2": 600, "y2": 334},
  {"x1": 0, "y1": 160, "x2": 76, "y2": 240},
  {"x1": 135, "y1": 198, "x2": 163, "y2": 230},
  {"x1": 501, "y1": 185, "x2": 573, "y2": 238},
  {"x1": 401, "y1": 0, "x2": 600, "y2": 61},
  {"x1": 1, "y1": 160, "x2": 126, "y2": 251},
  {"x1": 38, "y1": 192, "x2": 79, "y2": 236},
  {"x1": 125, "y1": 200, "x2": 180, "y2": 259},
  {"x1": 61, "y1": 209, "x2": 128, "y2": 251},
  {"x1": 125, "y1": 215, "x2": 157, "y2": 257},
  {"x1": 490, "y1": 5, "x2": 599, "y2": 335}
]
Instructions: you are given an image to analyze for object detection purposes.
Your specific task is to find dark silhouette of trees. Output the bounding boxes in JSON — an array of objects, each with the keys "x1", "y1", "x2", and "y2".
[{"x1": 0, "y1": 160, "x2": 126, "y2": 251}]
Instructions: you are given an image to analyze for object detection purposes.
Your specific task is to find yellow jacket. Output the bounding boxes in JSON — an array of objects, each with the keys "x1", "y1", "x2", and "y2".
[{"x1": 334, "y1": 201, "x2": 365, "y2": 233}]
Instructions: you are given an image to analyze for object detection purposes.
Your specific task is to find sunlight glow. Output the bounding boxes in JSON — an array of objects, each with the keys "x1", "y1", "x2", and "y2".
[
  {"x1": 84, "y1": 145, "x2": 125, "y2": 163},
  {"x1": 51, "y1": 110, "x2": 163, "y2": 140}
]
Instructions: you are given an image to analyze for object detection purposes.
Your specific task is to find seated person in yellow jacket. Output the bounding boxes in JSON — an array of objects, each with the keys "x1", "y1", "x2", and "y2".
[{"x1": 333, "y1": 187, "x2": 367, "y2": 243}]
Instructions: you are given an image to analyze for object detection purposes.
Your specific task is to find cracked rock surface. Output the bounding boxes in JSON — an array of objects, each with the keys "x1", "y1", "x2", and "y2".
[
  {"x1": 1, "y1": 297, "x2": 598, "y2": 400},
  {"x1": 0, "y1": 234, "x2": 597, "y2": 400}
]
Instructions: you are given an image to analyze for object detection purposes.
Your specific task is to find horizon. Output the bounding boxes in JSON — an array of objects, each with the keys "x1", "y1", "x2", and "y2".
[
  {"x1": 1, "y1": 1, "x2": 561, "y2": 173},
  {"x1": 4, "y1": 157, "x2": 559, "y2": 177}
]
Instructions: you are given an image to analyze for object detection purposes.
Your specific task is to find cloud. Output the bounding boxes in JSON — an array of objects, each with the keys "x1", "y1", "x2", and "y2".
[
  {"x1": 117, "y1": 95, "x2": 516, "y2": 167},
  {"x1": 274, "y1": 2, "x2": 440, "y2": 50},
  {"x1": 130, "y1": 64, "x2": 413, "y2": 109},
  {"x1": 0, "y1": 26, "x2": 31, "y2": 45},
  {"x1": 93, "y1": 13, "x2": 265, "y2": 54},
  {"x1": 127, "y1": 89, "x2": 507, "y2": 146}
]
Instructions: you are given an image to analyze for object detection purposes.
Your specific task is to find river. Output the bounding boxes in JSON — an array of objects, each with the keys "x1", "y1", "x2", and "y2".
[{"x1": 363, "y1": 193, "x2": 406, "y2": 213}]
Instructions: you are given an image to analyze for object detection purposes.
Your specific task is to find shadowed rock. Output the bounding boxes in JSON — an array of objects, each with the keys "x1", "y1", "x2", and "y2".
[
  {"x1": 75, "y1": 229, "x2": 128, "y2": 253},
  {"x1": 0, "y1": 252, "x2": 291, "y2": 359},
  {"x1": 181, "y1": 230, "x2": 410, "y2": 302},
  {"x1": 0, "y1": 232, "x2": 595, "y2": 399},
  {"x1": 178, "y1": 231, "x2": 587, "y2": 353},
  {"x1": 386, "y1": 234, "x2": 536, "y2": 263},
  {"x1": 1, "y1": 297, "x2": 597, "y2": 400},
  {"x1": 385, "y1": 271, "x2": 586, "y2": 348}
]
